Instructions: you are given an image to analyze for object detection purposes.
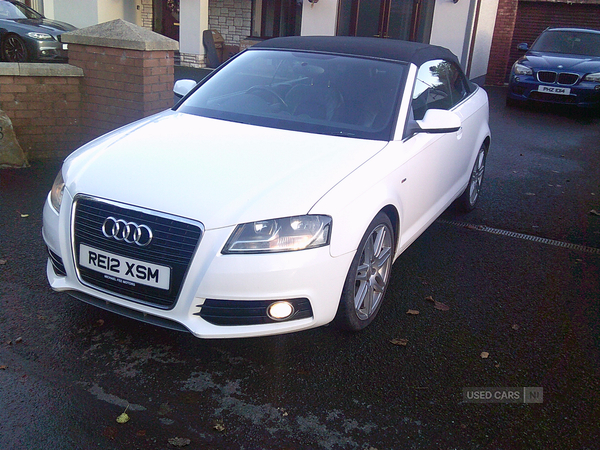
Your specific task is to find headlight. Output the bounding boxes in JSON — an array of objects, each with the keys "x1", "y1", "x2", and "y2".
[
  {"x1": 584, "y1": 72, "x2": 600, "y2": 83},
  {"x1": 512, "y1": 63, "x2": 533, "y2": 76},
  {"x1": 50, "y1": 170, "x2": 65, "y2": 212},
  {"x1": 27, "y1": 32, "x2": 54, "y2": 40},
  {"x1": 223, "y1": 215, "x2": 332, "y2": 254}
]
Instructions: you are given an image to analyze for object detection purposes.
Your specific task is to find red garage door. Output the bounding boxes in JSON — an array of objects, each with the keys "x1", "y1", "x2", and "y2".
[{"x1": 506, "y1": 1, "x2": 600, "y2": 81}]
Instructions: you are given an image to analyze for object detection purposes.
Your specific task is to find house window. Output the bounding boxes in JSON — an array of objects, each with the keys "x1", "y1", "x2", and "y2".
[
  {"x1": 252, "y1": 0, "x2": 302, "y2": 38},
  {"x1": 337, "y1": 0, "x2": 435, "y2": 42}
]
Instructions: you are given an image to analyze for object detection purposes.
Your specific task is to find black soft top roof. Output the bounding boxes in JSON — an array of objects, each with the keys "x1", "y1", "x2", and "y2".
[{"x1": 252, "y1": 36, "x2": 460, "y2": 67}]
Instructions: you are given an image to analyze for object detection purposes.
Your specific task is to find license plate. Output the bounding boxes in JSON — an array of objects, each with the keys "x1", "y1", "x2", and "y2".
[
  {"x1": 79, "y1": 244, "x2": 171, "y2": 290},
  {"x1": 538, "y1": 85, "x2": 571, "y2": 95}
]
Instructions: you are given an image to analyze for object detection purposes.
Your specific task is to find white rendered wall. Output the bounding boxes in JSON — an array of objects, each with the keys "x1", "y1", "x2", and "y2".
[
  {"x1": 180, "y1": 0, "x2": 208, "y2": 57},
  {"x1": 469, "y1": 0, "x2": 499, "y2": 81},
  {"x1": 301, "y1": 0, "x2": 338, "y2": 36},
  {"x1": 98, "y1": 0, "x2": 138, "y2": 25},
  {"x1": 50, "y1": 0, "x2": 99, "y2": 28},
  {"x1": 44, "y1": 0, "x2": 139, "y2": 28},
  {"x1": 430, "y1": 0, "x2": 471, "y2": 65}
]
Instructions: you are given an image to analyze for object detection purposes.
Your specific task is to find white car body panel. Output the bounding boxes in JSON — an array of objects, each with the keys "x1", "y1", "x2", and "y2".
[{"x1": 62, "y1": 111, "x2": 387, "y2": 230}]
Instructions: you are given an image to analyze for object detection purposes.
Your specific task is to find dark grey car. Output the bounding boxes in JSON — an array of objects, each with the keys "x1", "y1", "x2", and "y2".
[{"x1": 0, "y1": 0, "x2": 75, "y2": 62}]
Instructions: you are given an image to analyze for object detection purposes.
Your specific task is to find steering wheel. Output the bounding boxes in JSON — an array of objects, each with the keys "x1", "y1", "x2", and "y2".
[{"x1": 247, "y1": 86, "x2": 288, "y2": 108}]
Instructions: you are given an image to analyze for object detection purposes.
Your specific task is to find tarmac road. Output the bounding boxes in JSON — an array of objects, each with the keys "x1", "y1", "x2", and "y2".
[{"x1": 0, "y1": 86, "x2": 599, "y2": 450}]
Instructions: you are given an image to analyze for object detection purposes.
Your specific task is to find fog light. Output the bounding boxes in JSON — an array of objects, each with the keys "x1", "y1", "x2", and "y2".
[{"x1": 267, "y1": 301, "x2": 294, "y2": 320}]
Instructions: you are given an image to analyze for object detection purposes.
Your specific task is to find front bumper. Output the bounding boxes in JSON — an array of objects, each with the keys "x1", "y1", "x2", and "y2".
[
  {"x1": 42, "y1": 193, "x2": 353, "y2": 339},
  {"x1": 29, "y1": 38, "x2": 68, "y2": 62},
  {"x1": 507, "y1": 74, "x2": 600, "y2": 108}
]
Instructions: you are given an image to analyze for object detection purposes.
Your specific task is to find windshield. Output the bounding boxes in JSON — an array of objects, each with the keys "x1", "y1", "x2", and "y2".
[
  {"x1": 0, "y1": 1, "x2": 43, "y2": 19},
  {"x1": 531, "y1": 30, "x2": 600, "y2": 57},
  {"x1": 176, "y1": 49, "x2": 407, "y2": 140}
]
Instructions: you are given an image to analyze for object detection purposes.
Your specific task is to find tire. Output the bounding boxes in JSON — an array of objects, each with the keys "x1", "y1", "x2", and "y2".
[
  {"x1": 2, "y1": 34, "x2": 28, "y2": 62},
  {"x1": 456, "y1": 143, "x2": 487, "y2": 212},
  {"x1": 334, "y1": 212, "x2": 394, "y2": 331}
]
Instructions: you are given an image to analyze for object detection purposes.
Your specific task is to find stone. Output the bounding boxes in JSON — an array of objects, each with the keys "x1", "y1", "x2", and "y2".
[
  {"x1": 62, "y1": 19, "x2": 178, "y2": 52},
  {"x1": 0, "y1": 110, "x2": 28, "y2": 168}
]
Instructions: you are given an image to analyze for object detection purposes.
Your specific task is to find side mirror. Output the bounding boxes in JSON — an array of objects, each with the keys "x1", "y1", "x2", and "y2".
[
  {"x1": 517, "y1": 43, "x2": 529, "y2": 51},
  {"x1": 416, "y1": 109, "x2": 461, "y2": 134},
  {"x1": 174, "y1": 79, "x2": 197, "y2": 99}
]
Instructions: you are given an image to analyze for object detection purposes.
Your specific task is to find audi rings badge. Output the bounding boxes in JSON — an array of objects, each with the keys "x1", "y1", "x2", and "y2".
[{"x1": 101, "y1": 216, "x2": 153, "y2": 247}]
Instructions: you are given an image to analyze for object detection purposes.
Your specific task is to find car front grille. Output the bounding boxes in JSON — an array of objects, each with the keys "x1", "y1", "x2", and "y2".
[
  {"x1": 72, "y1": 195, "x2": 203, "y2": 309},
  {"x1": 537, "y1": 71, "x2": 580, "y2": 86}
]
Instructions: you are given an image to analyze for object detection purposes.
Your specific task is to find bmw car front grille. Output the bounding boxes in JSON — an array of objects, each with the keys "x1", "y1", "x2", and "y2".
[
  {"x1": 72, "y1": 195, "x2": 203, "y2": 309},
  {"x1": 537, "y1": 71, "x2": 580, "y2": 86}
]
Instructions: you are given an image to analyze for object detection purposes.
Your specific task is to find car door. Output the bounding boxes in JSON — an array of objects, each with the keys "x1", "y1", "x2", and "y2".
[{"x1": 392, "y1": 59, "x2": 474, "y2": 250}]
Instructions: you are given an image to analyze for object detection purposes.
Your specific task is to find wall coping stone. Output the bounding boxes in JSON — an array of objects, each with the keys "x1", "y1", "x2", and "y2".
[
  {"x1": 62, "y1": 19, "x2": 179, "y2": 52},
  {"x1": 0, "y1": 62, "x2": 83, "y2": 77}
]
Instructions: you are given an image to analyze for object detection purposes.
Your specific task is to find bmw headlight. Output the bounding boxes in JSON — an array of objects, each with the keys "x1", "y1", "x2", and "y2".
[
  {"x1": 27, "y1": 32, "x2": 54, "y2": 40},
  {"x1": 223, "y1": 215, "x2": 332, "y2": 254},
  {"x1": 50, "y1": 170, "x2": 65, "y2": 212},
  {"x1": 584, "y1": 72, "x2": 600, "y2": 83},
  {"x1": 512, "y1": 63, "x2": 533, "y2": 76}
]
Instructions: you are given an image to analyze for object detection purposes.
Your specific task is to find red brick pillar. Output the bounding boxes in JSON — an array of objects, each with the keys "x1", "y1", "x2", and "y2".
[
  {"x1": 486, "y1": 0, "x2": 519, "y2": 86},
  {"x1": 62, "y1": 19, "x2": 178, "y2": 141}
]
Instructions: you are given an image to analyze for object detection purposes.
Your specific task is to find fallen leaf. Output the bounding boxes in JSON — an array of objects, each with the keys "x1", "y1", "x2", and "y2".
[
  {"x1": 425, "y1": 296, "x2": 434, "y2": 303},
  {"x1": 116, "y1": 404, "x2": 130, "y2": 424},
  {"x1": 0, "y1": 259, "x2": 6, "y2": 265},
  {"x1": 136, "y1": 429, "x2": 147, "y2": 437},
  {"x1": 168, "y1": 437, "x2": 191, "y2": 447},
  {"x1": 390, "y1": 338, "x2": 408, "y2": 346},
  {"x1": 480, "y1": 352, "x2": 489, "y2": 359},
  {"x1": 524, "y1": 192, "x2": 536, "y2": 196},
  {"x1": 116, "y1": 413, "x2": 130, "y2": 424},
  {"x1": 213, "y1": 420, "x2": 226, "y2": 432},
  {"x1": 94, "y1": 319, "x2": 105, "y2": 327},
  {"x1": 433, "y1": 301, "x2": 450, "y2": 311},
  {"x1": 406, "y1": 309, "x2": 419, "y2": 315},
  {"x1": 590, "y1": 209, "x2": 600, "y2": 216},
  {"x1": 0, "y1": 365, "x2": 7, "y2": 370},
  {"x1": 512, "y1": 324, "x2": 520, "y2": 330},
  {"x1": 20, "y1": 213, "x2": 29, "y2": 218},
  {"x1": 15, "y1": 337, "x2": 23, "y2": 344}
]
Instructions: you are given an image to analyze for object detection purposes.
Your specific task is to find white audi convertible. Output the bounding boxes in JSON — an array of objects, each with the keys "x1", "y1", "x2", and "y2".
[{"x1": 43, "y1": 36, "x2": 490, "y2": 338}]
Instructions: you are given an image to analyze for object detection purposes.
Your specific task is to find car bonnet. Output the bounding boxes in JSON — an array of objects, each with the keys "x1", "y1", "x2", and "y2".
[{"x1": 62, "y1": 110, "x2": 389, "y2": 230}]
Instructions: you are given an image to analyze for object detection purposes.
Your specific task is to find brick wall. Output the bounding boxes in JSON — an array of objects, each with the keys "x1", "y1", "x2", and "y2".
[
  {"x1": 486, "y1": 0, "x2": 519, "y2": 86},
  {"x1": 67, "y1": 44, "x2": 175, "y2": 141},
  {"x1": 0, "y1": 64, "x2": 84, "y2": 158}
]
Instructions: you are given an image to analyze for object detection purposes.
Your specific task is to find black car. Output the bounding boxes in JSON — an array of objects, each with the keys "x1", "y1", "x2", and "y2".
[
  {"x1": 0, "y1": 0, "x2": 75, "y2": 62},
  {"x1": 507, "y1": 27, "x2": 600, "y2": 109}
]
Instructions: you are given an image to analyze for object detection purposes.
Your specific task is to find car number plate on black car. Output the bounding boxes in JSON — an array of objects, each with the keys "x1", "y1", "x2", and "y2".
[{"x1": 79, "y1": 244, "x2": 171, "y2": 290}]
